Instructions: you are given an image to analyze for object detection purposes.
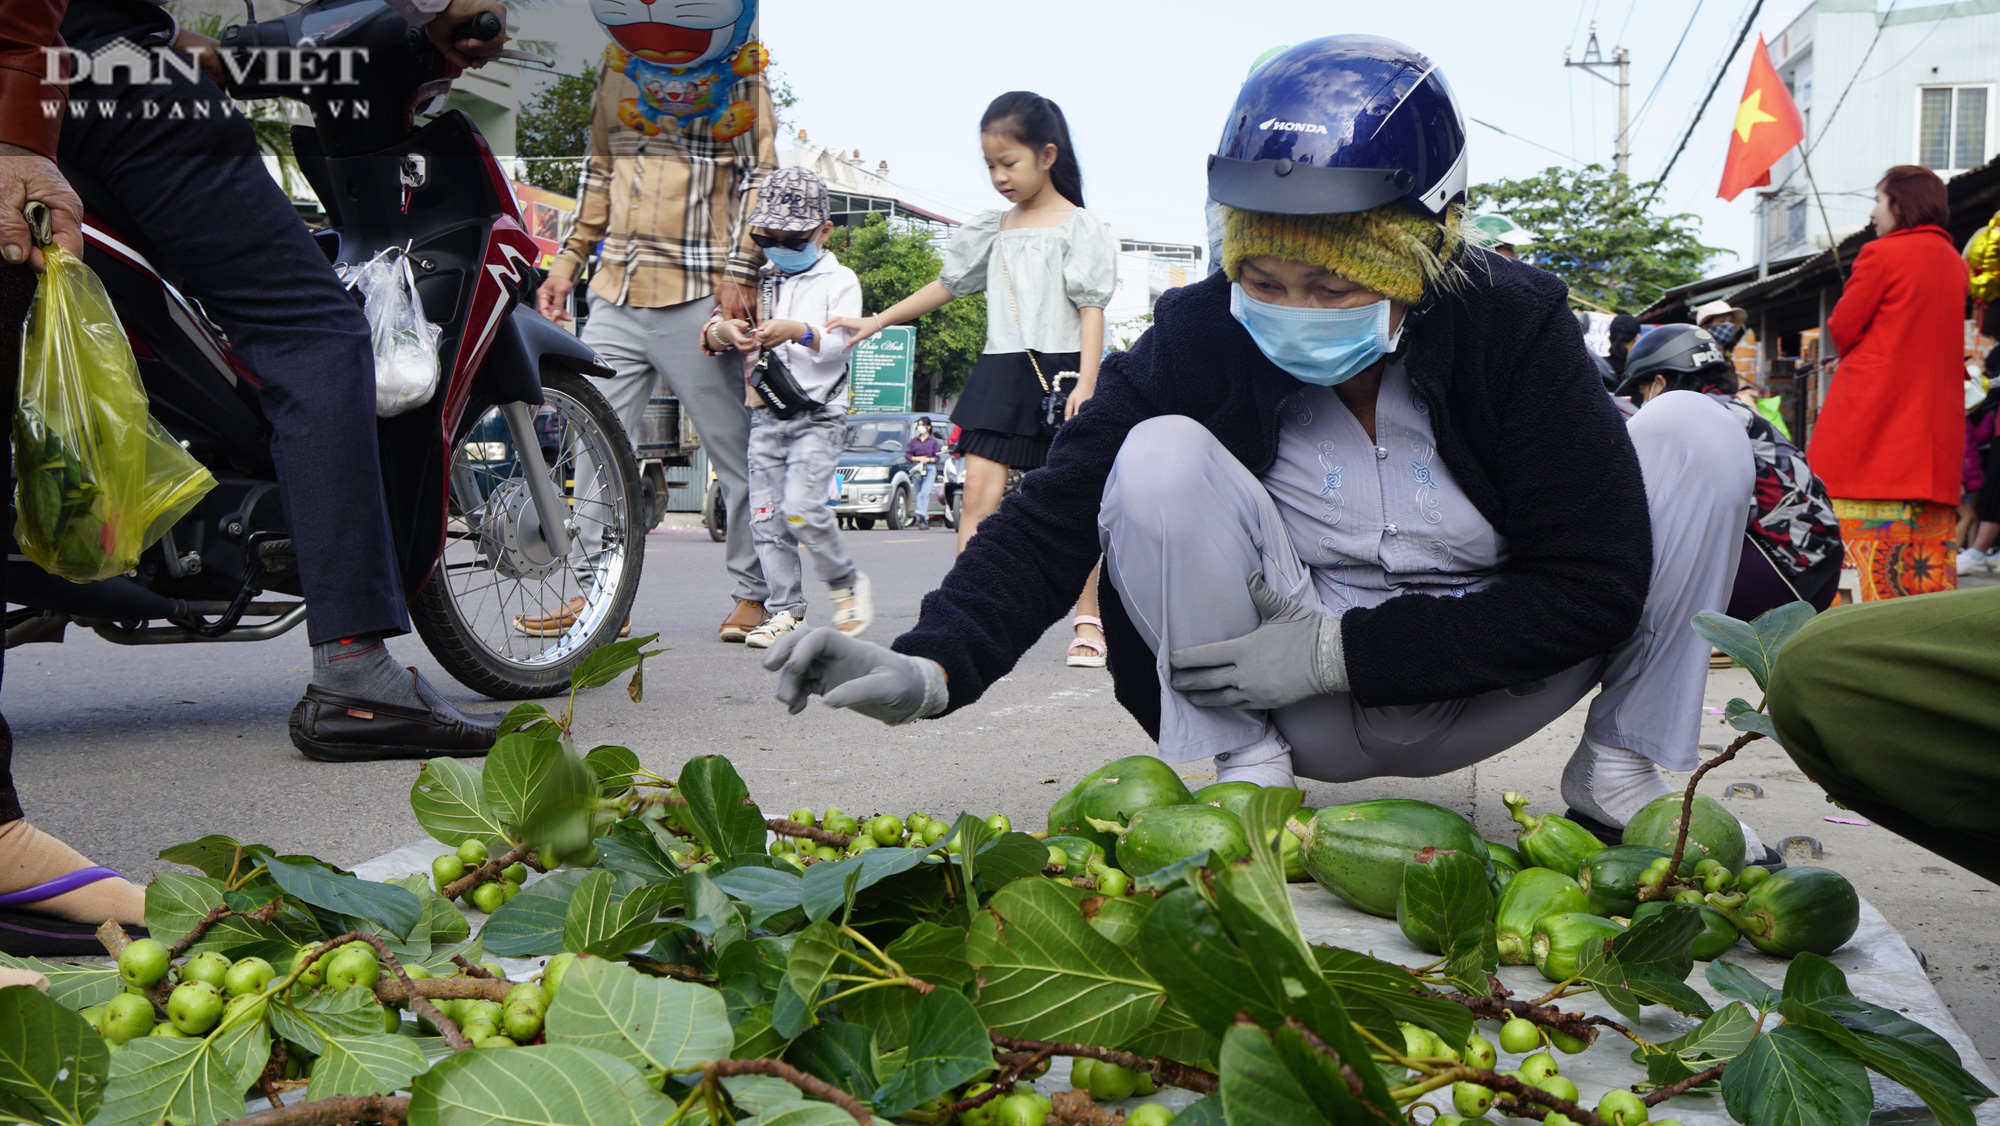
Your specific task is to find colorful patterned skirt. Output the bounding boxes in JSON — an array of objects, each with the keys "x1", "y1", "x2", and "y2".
[{"x1": 1832, "y1": 498, "x2": 1960, "y2": 602}]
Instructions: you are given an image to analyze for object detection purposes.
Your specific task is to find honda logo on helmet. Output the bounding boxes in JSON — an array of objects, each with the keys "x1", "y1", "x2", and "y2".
[{"x1": 1259, "y1": 116, "x2": 1329, "y2": 134}]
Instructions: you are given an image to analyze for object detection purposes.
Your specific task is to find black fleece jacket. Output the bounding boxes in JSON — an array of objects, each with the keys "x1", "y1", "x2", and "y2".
[{"x1": 893, "y1": 251, "x2": 1653, "y2": 732}]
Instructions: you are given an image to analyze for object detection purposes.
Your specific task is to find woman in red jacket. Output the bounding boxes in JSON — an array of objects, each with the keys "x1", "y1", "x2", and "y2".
[{"x1": 1809, "y1": 165, "x2": 1972, "y2": 600}]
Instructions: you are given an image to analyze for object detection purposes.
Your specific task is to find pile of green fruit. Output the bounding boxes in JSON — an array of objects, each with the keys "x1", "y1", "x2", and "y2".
[
  {"x1": 1, "y1": 629, "x2": 1980, "y2": 1126},
  {"x1": 430, "y1": 837, "x2": 530, "y2": 913}
]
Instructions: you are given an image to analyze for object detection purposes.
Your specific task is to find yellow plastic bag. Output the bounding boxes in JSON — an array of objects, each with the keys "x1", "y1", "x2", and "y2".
[{"x1": 14, "y1": 245, "x2": 214, "y2": 582}]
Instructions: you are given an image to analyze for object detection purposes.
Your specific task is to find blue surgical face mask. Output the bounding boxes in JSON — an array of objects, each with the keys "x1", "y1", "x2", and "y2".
[
  {"x1": 764, "y1": 242, "x2": 822, "y2": 275},
  {"x1": 1229, "y1": 283, "x2": 1403, "y2": 386}
]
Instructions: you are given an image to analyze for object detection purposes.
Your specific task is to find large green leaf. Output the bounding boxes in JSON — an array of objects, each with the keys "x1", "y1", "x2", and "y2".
[
  {"x1": 484, "y1": 734, "x2": 597, "y2": 856},
  {"x1": 964, "y1": 877, "x2": 1162, "y2": 1046},
  {"x1": 543, "y1": 955, "x2": 733, "y2": 1077},
  {"x1": 710, "y1": 867, "x2": 803, "y2": 929},
  {"x1": 783, "y1": 1022, "x2": 878, "y2": 1099},
  {"x1": 1707, "y1": 959, "x2": 1781, "y2": 1012},
  {"x1": 568, "y1": 633, "x2": 662, "y2": 690},
  {"x1": 1134, "y1": 888, "x2": 1281, "y2": 1037},
  {"x1": 270, "y1": 988, "x2": 391, "y2": 1054},
  {"x1": 1079, "y1": 890, "x2": 1152, "y2": 948},
  {"x1": 781, "y1": 921, "x2": 845, "y2": 1029},
  {"x1": 1312, "y1": 946, "x2": 1473, "y2": 1052},
  {"x1": 410, "y1": 758, "x2": 509, "y2": 848},
  {"x1": 1720, "y1": 1025, "x2": 1871, "y2": 1126},
  {"x1": 1121, "y1": 995, "x2": 1219, "y2": 1067},
  {"x1": 839, "y1": 923, "x2": 973, "y2": 1052},
  {"x1": 1216, "y1": 1023, "x2": 1333, "y2": 1126},
  {"x1": 0, "y1": 985, "x2": 108, "y2": 1126},
  {"x1": 973, "y1": 832, "x2": 1055, "y2": 895},
  {"x1": 1577, "y1": 903, "x2": 1711, "y2": 1021},
  {"x1": 1632, "y1": 1001, "x2": 1759, "y2": 1084},
  {"x1": 798, "y1": 847, "x2": 937, "y2": 923},
  {"x1": 1692, "y1": 602, "x2": 1813, "y2": 691},
  {"x1": 1397, "y1": 848, "x2": 1495, "y2": 996},
  {"x1": 407, "y1": 1044, "x2": 674, "y2": 1126},
  {"x1": 676, "y1": 755, "x2": 767, "y2": 861},
  {"x1": 157, "y1": 836, "x2": 272, "y2": 883},
  {"x1": 261, "y1": 856, "x2": 422, "y2": 940},
  {"x1": 562, "y1": 871, "x2": 675, "y2": 958},
  {"x1": 388, "y1": 875, "x2": 471, "y2": 948},
  {"x1": 306, "y1": 1033, "x2": 430, "y2": 1101},
  {"x1": 583, "y1": 745, "x2": 642, "y2": 797},
  {"x1": 1776, "y1": 954, "x2": 1991, "y2": 1125},
  {"x1": 869, "y1": 987, "x2": 992, "y2": 1117},
  {"x1": 143, "y1": 872, "x2": 226, "y2": 947},
  {"x1": 480, "y1": 869, "x2": 593, "y2": 957},
  {"x1": 593, "y1": 830, "x2": 684, "y2": 886},
  {"x1": 0, "y1": 957, "x2": 118, "y2": 1011},
  {"x1": 90, "y1": 1016, "x2": 269, "y2": 1126}
]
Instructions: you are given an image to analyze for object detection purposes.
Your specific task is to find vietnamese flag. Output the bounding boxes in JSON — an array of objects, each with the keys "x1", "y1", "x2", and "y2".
[{"x1": 1717, "y1": 37, "x2": 1806, "y2": 201}]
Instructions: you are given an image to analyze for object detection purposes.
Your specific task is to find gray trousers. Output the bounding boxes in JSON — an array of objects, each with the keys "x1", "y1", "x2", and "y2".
[
  {"x1": 1099, "y1": 391, "x2": 1753, "y2": 781},
  {"x1": 580, "y1": 297, "x2": 765, "y2": 603},
  {"x1": 748, "y1": 406, "x2": 857, "y2": 618}
]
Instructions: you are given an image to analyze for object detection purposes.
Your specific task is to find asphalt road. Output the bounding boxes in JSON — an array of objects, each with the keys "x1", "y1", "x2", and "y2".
[{"x1": 8, "y1": 518, "x2": 1998, "y2": 1060}]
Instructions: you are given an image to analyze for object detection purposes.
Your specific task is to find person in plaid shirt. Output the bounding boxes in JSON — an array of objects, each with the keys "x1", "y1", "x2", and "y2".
[{"x1": 535, "y1": 56, "x2": 778, "y2": 642}]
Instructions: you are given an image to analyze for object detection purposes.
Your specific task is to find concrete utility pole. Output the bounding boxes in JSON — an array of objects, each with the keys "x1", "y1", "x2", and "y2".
[{"x1": 1565, "y1": 22, "x2": 1632, "y2": 178}]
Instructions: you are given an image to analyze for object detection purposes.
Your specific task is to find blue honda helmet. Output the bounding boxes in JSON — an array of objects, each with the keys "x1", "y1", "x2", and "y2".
[{"x1": 1208, "y1": 35, "x2": 1468, "y2": 217}]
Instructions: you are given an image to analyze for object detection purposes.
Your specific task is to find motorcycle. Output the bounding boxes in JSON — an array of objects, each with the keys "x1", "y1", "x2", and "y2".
[{"x1": 9, "y1": 0, "x2": 645, "y2": 699}]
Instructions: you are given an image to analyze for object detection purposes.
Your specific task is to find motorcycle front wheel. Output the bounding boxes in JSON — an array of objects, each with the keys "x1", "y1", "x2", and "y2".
[{"x1": 412, "y1": 369, "x2": 645, "y2": 699}]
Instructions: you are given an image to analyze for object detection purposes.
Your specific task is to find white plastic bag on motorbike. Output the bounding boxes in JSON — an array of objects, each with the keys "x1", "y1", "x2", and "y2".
[{"x1": 349, "y1": 249, "x2": 441, "y2": 417}]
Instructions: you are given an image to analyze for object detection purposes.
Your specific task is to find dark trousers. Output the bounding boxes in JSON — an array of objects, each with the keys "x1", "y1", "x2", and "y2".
[
  {"x1": 1769, "y1": 587, "x2": 2000, "y2": 884},
  {"x1": 56, "y1": 0, "x2": 408, "y2": 645}
]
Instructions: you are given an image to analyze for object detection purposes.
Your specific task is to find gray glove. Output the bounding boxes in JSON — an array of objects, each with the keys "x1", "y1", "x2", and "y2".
[
  {"x1": 762, "y1": 626, "x2": 949, "y2": 725},
  {"x1": 1168, "y1": 572, "x2": 1347, "y2": 710}
]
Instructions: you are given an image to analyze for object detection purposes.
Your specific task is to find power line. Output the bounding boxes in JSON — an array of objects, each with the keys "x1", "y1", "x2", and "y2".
[
  {"x1": 1613, "y1": 0, "x2": 1642, "y2": 50},
  {"x1": 1468, "y1": 116, "x2": 1586, "y2": 167},
  {"x1": 1630, "y1": 0, "x2": 1705, "y2": 133},
  {"x1": 1655, "y1": 0, "x2": 1764, "y2": 184},
  {"x1": 1804, "y1": 0, "x2": 1899, "y2": 159}
]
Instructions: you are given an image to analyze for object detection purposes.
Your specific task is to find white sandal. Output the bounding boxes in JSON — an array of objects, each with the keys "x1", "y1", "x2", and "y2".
[
  {"x1": 830, "y1": 572, "x2": 873, "y2": 637},
  {"x1": 1067, "y1": 614, "x2": 1108, "y2": 668}
]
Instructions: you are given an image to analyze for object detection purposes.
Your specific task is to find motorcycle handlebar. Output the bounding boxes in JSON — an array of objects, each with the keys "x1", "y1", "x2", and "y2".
[{"x1": 452, "y1": 12, "x2": 503, "y2": 43}]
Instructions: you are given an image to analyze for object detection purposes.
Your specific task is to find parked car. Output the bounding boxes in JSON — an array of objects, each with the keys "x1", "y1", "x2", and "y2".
[{"x1": 833, "y1": 412, "x2": 960, "y2": 530}]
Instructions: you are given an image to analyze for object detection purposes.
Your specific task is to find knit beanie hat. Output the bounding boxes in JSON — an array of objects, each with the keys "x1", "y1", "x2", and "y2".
[{"x1": 1220, "y1": 204, "x2": 1465, "y2": 306}]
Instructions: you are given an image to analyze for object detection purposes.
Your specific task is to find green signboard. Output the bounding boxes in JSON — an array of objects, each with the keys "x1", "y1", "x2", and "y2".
[{"x1": 849, "y1": 326, "x2": 915, "y2": 413}]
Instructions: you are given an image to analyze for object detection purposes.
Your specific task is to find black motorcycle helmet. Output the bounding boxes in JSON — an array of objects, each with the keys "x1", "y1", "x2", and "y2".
[{"x1": 1616, "y1": 323, "x2": 1736, "y2": 399}]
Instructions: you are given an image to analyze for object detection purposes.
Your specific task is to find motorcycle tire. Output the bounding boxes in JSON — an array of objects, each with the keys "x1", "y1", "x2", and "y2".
[
  {"x1": 702, "y1": 479, "x2": 726, "y2": 543},
  {"x1": 412, "y1": 369, "x2": 646, "y2": 700}
]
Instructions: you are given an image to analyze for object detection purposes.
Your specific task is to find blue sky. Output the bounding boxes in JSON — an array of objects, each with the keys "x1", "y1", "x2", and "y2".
[{"x1": 515, "y1": 0, "x2": 1900, "y2": 278}]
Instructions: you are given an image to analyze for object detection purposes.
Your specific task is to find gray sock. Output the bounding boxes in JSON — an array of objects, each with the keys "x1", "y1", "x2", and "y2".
[{"x1": 312, "y1": 634, "x2": 424, "y2": 708}]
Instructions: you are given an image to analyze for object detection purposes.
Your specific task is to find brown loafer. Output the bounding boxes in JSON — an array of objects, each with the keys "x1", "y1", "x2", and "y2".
[
  {"x1": 288, "y1": 670, "x2": 500, "y2": 763},
  {"x1": 718, "y1": 599, "x2": 768, "y2": 643},
  {"x1": 513, "y1": 596, "x2": 631, "y2": 638}
]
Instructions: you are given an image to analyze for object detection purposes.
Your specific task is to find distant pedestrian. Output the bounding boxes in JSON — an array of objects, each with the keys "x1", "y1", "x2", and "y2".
[
  {"x1": 1808, "y1": 165, "x2": 1971, "y2": 601},
  {"x1": 1958, "y1": 313, "x2": 2000, "y2": 574},
  {"x1": 1467, "y1": 213, "x2": 1534, "y2": 260},
  {"x1": 905, "y1": 417, "x2": 943, "y2": 529},
  {"x1": 829, "y1": 91, "x2": 1117, "y2": 667},
  {"x1": 704, "y1": 168, "x2": 873, "y2": 648}
]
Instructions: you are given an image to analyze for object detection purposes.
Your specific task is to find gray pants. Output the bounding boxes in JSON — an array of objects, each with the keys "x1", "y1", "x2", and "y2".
[
  {"x1": 1099, "y1": 391, "x2": 1753, "y2": 781},
  {"x1": 580, "y1": 297, "x2": 766, "y2": 603},
  {"x1": 749, "y1": 406, "x2": 856, "y2": 618}
]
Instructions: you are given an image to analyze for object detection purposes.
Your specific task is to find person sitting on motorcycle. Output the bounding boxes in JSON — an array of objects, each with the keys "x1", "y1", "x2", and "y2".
[
  {"x1": 0, "y1": 0, "x2": 507, "y2": 766},
  {"x1": 760, "y1": 35, "x2": 1782, "y2": 863}
]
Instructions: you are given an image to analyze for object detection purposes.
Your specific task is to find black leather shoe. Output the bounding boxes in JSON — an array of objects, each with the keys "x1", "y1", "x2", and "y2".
[{"x1": 289, "y1": 670, "x2": 499, "y2": 762}]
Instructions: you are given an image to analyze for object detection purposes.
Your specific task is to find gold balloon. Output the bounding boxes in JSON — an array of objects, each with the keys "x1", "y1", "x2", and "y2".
[{"x1": 1970, "y1": 210, "x2": 2000, "y2": 304}]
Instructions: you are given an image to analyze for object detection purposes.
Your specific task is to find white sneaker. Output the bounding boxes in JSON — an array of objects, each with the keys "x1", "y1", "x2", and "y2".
[
  {"x1": 745, "y1": 611, "x2": 802, "y2": 649},
  {"x1": 1957, "y1": 548, "x2": 1996, "y2": 575},
  {"x1": 829, "y1": 572, "x2": 873, "y2": 637}
]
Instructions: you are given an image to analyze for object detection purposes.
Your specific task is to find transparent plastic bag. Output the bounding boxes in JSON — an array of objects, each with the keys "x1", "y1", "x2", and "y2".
[
  {"x1": 14, "y1": 246, "x2": 215, "y2": 583},
  {"x1": 350, "y1": 249, "x2": 441, "y2": 417}
]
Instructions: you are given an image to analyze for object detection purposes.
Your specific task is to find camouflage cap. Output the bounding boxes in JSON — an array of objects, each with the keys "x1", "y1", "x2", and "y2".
[{"x1": 749, "y1": 167, "x2": 831, "y2": 232}]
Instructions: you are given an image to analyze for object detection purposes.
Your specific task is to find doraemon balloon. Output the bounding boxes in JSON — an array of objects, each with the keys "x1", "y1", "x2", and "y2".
[{"x1": 591, "y1": 0, "x2": 770, "y2": 140}]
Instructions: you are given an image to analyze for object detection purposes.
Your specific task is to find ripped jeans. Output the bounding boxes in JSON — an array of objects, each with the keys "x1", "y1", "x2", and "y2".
[{"x1": 748, "y1": 406, "x2": 857, "y2": 620}]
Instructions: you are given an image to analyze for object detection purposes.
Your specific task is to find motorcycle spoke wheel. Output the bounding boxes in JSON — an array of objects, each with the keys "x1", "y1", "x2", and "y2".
[{"x1": 412, "y1": 369, "x2": 644, "y2": 699}]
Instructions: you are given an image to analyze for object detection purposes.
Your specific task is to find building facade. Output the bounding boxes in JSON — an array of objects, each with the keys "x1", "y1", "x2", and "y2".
[{"x1": 1760, "y1": 0, "x2": 2000, "y2": 262}]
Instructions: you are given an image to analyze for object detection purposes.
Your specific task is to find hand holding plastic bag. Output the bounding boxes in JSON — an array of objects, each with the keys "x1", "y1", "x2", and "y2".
[
  {"x1": 350, "y1": 249, "x2": 441, "y2": 417},
  {"x1": 14, "y1": 241, "x2": 214, "y2": 582}
]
